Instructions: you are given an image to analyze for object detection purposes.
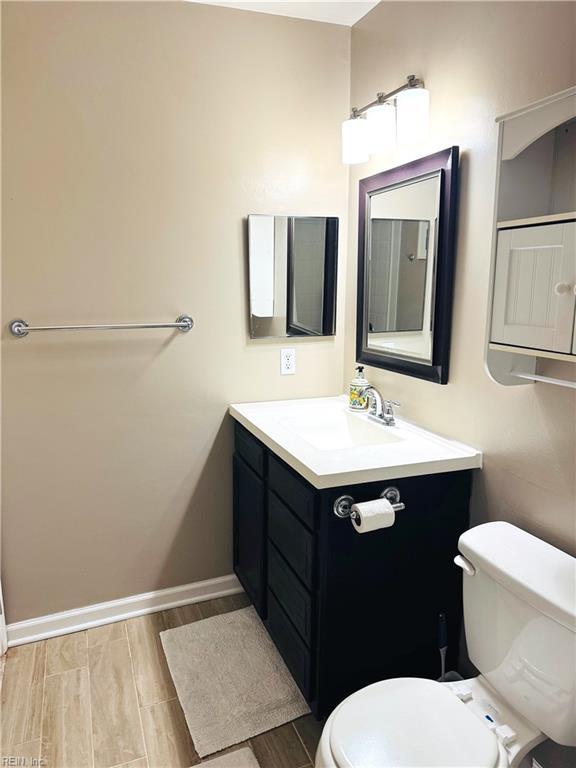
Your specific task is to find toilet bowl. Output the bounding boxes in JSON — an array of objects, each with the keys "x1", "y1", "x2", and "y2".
[
  {"x1": 316, "y1": 676, "x2": 541, "y2": 768},
  {"x1": 315, "y1": 522, "x2": 576, "y2": 768}
]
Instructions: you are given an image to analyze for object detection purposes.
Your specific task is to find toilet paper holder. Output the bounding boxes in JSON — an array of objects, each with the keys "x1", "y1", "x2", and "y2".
[{"x1": 333, "y1": 487, "x2": 405, "y2": 521}]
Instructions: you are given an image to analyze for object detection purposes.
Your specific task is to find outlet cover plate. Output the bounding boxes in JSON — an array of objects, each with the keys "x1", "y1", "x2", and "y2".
[{"x1": 280, "y1": 348, "x2": 296, "y2": 375}]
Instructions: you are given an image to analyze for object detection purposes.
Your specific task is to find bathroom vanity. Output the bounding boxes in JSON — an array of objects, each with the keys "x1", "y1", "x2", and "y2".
[{"x1": 230, "y1": 397, "x2": 482, "y2": 718}]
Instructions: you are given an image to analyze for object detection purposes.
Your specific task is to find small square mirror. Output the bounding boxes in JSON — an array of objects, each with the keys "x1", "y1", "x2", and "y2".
[{"x1": 248, "y1": 215, "x2": 338, "y2": 339}]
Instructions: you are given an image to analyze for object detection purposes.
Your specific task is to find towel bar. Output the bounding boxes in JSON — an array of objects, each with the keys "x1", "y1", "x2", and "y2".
[{"x1": 9, "y1": 315, "x2": 194, "y2": 338}]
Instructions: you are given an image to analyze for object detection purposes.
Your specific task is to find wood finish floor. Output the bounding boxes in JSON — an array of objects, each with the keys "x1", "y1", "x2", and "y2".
[{"x1": 1, "y1": 594, "x2": 322, "y2": 768}]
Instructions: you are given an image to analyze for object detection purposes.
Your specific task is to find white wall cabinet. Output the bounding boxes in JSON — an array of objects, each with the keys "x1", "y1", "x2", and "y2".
[
  {"x1": 491, "y1": 221, "x2": 576, "y2": 353},
  {"x1": 485, "y1": 87, "x2": 576, "y2": 388}
]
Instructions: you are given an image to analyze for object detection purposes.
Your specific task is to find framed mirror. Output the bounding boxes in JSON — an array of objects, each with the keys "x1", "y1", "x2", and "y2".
[
  {"x1": 248, "y1": 215, "x2": 338, "y2": 339},
  {"x1": 357, "y1": 147, "x2": 459, "y2": 383}
]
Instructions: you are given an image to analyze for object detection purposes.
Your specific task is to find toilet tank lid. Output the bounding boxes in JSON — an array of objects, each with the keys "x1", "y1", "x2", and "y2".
[{"x1": 458, "y1": 522, "x2": 576, "y2": 633}]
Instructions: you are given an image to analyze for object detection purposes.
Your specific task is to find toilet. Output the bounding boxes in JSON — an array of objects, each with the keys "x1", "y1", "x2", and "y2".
[{"x1": 316, "y1": 521, "x2": 576, "y2": 768}]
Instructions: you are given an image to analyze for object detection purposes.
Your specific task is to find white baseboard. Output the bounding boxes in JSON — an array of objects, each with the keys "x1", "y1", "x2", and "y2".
[{"x1": 7, "y1": 573, "x2": 243, "y2": 647}]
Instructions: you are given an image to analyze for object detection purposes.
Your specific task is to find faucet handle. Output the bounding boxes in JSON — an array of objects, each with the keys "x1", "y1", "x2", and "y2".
[
  {"x1": 383, "y1": 399, "x2": 400, "y2": 410},
  {"x1": 382, "y1": 400, "x2": 400, "y2": 426},
  {"x1": 367, "y1": 390, "x2": 378, "y2": 414}
]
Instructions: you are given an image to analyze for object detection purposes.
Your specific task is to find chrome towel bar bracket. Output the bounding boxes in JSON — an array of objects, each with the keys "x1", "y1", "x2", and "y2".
[{"x1": 9, "y1": 315, "x2": 194, "y2": 338}]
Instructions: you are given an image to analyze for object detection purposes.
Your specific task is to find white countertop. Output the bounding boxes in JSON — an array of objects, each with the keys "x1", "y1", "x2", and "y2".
[{"x1": 229, "y1": 396, "x2": 482, "y2": 489}]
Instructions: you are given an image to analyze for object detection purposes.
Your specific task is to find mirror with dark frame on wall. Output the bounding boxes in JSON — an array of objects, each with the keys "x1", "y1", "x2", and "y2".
[
  {"x1": 248, "y1": 215, "x2": 338, "y2": 339},
  {"x1": 357, "y1": 147, "x2": 459, "y2": 384}
]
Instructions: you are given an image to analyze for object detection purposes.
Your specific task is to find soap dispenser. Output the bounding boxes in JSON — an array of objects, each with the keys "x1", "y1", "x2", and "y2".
[{"x1": 349, "y1": 365, "x2": 370, "y2": 411}]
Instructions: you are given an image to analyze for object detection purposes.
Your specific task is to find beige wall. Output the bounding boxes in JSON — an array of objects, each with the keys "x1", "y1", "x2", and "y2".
[
  {"x1": 345, "y1": 2, "x2": 576, "y2": 554},
  {"x1": 1, "y1": 1, "x2": 350, "y2": 623},
  {"x1": 2, "y1": 0, "x2": 575, "y2": 628}
]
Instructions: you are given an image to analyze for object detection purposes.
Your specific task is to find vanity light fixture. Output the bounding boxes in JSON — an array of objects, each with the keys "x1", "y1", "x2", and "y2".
[
  {"x1": 342, "y1": 115, "x2": 370, "y2": 164},
  {"x1": 366, "y1": 101, "x2": 396, "y2": 154},
  {"x1": 396, "y1": 86, "x2": 430, "y2": 146},
  {"x1": 342, "y1": 75, "x2": 429, "y2": 164}
]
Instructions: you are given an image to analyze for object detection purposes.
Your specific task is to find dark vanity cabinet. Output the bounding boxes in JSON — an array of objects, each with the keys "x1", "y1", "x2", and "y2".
[{"x1": 232, "y1": 421, "x2": 472, "y2": 719}]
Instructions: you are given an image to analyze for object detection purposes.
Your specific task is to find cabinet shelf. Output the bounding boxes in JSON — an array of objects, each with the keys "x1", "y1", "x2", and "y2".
[
  {"x1": 497, "y1": 211, "x2": 576, "y2": 229},
  {"x1": 489, "y1": 342, "x2": 576, "y2": 363},
  {"x1": 511, "y1": 371, "x2": 576, "y2": 390}
]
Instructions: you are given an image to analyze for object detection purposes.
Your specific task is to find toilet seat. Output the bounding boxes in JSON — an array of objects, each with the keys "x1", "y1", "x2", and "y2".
[{"x1": 321, "y1": 678, "x2": 508, "y2": 768}]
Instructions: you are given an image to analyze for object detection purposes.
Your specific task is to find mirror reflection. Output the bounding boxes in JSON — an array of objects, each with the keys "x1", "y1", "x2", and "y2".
[
  {"x1": 368, "y1": 219, "x2": 429, "y2": 333},
  {"x1": 248, "y1": 215, "x2": 338, "y2": 339},
  {"x1": 365, "y1": 173, "x2": 439, "y2": 362}
]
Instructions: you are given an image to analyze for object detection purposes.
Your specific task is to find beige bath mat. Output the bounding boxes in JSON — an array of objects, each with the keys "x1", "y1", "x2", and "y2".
[
  {"x1": 160, "y1": 606, "x2": 310, "y2": 757},
  {"x1": 201, "y1": 746, "x2": 260, "y2": 767}
]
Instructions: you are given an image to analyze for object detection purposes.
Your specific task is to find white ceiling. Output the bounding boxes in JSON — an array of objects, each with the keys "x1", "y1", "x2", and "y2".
[{"x1": 184, "y1": 1, "x2": 380, "y2": 27}]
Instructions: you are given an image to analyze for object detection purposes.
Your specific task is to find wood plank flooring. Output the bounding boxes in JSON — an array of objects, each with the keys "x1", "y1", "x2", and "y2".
[{"x1": 1, "y1": 594, "x2": 323, "y2": 768}]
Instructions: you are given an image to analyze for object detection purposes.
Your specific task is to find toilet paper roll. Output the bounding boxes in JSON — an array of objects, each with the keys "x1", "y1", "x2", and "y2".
[{"x1": 350, "y1": 498, "x2": 395, "y2": 533}]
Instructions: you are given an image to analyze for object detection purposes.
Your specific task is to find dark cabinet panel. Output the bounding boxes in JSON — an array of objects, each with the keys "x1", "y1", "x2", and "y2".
[
  {"x1": 268, "y1": 491, "x2": 315, "y2": 588},
  {"x1": 235, "y1": 423, "x2": 266, "y2": 477},
  {"x1": 314, "y1": 472, "x2": 471, "y2": 715},
  {"x1": 266, "y1": 590, "x2": 312, "y2": 699},
  {"x1": 269, "y1": 455, "x2": 316, "y2": 529},
  {"x1": 268, "y1": 542, "x2": 314, "y2": 646},
  {"x1": 233, "y1": 455, "x2": 266, "y2": 617}
]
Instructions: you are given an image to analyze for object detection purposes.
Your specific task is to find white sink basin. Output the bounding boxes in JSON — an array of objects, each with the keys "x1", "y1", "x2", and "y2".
[
  {"x1": 280, "y1": 410, "x2": 402, "y2": 451},
  {"x1": 230, "y1": 396, "x2": 482, "y2": 489}
]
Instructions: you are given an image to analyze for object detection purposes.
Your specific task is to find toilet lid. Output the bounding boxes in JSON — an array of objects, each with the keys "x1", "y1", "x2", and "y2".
[{"x1": 329, "y1": 678, "x2": 501, "y2": 768}]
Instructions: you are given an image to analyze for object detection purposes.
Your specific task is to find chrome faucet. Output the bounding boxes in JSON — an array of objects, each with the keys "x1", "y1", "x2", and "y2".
[{"x1": 366, "y1": 386, "x2": 400, "y2": 427}]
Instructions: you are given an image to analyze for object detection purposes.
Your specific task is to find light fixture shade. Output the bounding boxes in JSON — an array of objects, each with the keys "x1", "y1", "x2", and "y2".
[
  {"x1": 341, "y1": 117, "x2": 369, "y2": 164},
  {"x1": 396, "y1": 87, "x2": 430, "y2": 145},
  {"x1": 366, "y1": 102, "x2": 396, "y2": 153}
]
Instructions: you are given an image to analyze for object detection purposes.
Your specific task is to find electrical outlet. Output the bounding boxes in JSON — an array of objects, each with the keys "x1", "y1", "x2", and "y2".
[{"x1": 280, "y1": 347, "x2": 296, "y2": 375}]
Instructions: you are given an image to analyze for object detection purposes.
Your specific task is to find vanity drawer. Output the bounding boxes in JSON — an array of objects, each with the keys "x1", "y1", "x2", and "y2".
[
  {"x1": 268, "y1": 455, "x2": 316, "y2": 529},
  {"x1": 268, "y1": 542, "x2": 313, "y2": 646},
  {"x1": 235, "y1": 423, "x2": 265, "y2": 478},
  {"x1": 268, "y1": 492, "x2": 314, "y2": 588},
  {"x1": 267, "y1": 590, "x2": 312, "y2": 699}
]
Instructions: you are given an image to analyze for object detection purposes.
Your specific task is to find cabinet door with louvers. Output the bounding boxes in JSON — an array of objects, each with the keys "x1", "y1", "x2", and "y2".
[{"x1": 491, "y1": 221, "x2": 576, "y2": 353}]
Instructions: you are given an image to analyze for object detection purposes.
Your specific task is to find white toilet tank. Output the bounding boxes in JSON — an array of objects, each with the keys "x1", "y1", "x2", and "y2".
[{"x1": 458, "y1": 522, "x2": 575, "y2": 747}]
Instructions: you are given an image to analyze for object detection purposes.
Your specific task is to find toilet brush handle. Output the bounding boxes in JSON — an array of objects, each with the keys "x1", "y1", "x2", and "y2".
[
  {"x1": 437, "y1": 612, "x2": 448, "y2": 650},
  {"x1": 439, "y1": 647, "x2": 447, "y2": 683},
  {"x1": 438, "y1": 612, "x2": 448, "y2": 682}
]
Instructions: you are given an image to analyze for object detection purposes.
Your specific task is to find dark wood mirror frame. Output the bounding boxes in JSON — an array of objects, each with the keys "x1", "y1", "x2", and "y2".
[{"x1": 356, "y1": 146, "x2": 459, "y2": 384}]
